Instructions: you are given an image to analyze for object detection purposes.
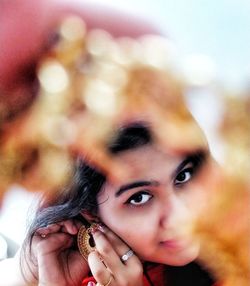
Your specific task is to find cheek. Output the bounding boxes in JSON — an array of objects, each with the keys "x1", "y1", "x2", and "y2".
[
  {"x1": 182, "y1": 163, "x2": 218, "y2": 214},
  {"x1": 192, "y1": 163, "x2": 224, "y2": 221},
  {"x1": 98, "y1": 204, "x2": 157, "y2": 248},
  {"x1": 183, "y1": 185, "x2": 207, "y2": 211}
]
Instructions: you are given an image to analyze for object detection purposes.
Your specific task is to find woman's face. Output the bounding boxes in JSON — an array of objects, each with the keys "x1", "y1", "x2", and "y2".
[{"x1": 97, "y1": 144, "x2": 215, "y2": 266}]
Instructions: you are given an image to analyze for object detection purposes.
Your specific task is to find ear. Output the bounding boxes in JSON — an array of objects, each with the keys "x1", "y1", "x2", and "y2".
[{"x1": 80, "y1": 210, "x2": 99, "y2": 224}]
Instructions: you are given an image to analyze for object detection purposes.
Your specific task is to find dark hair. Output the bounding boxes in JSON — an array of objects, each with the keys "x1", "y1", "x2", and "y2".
[
  {"x1": 23, "y1": 122, "x2": 214, "y2": 286},
  {"x1": 26, "y1": 122, "x2": 152, "y2": 235}
]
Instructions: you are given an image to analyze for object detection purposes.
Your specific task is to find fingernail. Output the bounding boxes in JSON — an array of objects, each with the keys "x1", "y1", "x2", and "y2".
[
  {"x1": 89, "y1": 223, "x2": 100, "y2": 235},
  {"x1": 97, "y1": 224, "x2": 106, "y2": 233},
  {"x1": 89, "y1": 223, "x2": 105, "y2": 234},
  {"x1": 87, "y1": 281, "x2": 96, "y2": 286}
]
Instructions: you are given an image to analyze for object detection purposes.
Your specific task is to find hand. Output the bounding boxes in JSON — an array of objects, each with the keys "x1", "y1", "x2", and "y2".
[
  {"x1": 25, "y1": 220, "x2": 88, "y2": 286},
  {"x1": 88, "y1": 226, "x2": 143, "y2": 286}
]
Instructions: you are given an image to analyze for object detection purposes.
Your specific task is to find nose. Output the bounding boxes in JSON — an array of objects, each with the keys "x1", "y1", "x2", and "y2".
[{"x1": 159, "y1": 193, "x2": 192, "y2": 232}]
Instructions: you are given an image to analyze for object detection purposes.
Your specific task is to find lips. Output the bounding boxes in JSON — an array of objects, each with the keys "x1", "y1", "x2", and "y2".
[{"x1": 160, "y1": 238, "x2": 189, "y2": 250}]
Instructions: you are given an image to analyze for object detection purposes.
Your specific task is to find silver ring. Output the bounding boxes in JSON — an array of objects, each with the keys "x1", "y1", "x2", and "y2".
[
  {"x1": 121, "y1": 249, "x2": 134, "y2": 263},
  {"x1": 40, "y1": 233, "x2": 46, "y2": 238}
]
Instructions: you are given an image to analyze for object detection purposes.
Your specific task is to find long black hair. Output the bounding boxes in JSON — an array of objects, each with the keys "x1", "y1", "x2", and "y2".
[
  {"x1": 26, "y1": 122, "x2": 152, "y2": 233},
  {"x1": 24, "y1": 122, "x2": 215, "y2": 286}
]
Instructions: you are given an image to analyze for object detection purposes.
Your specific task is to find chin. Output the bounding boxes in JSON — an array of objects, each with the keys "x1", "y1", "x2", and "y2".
[
  {"x1": 172, "y1": 244, "x2": 200, "y2": 266},
  {"x1": 161, "y1": 243, "x2": 200, "y2": 266}
]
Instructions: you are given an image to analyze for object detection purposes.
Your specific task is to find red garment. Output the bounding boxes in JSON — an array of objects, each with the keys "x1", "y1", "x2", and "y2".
[
  {"x1": 81, "y1": 265, "x2": 164, "y2": 286},
  {"x1": 81, "y1": 264, "x2": 221, "y2": 286}
]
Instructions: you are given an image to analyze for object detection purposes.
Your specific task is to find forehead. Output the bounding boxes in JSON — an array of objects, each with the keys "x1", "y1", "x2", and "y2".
[{"x1": 110, "y1": 144, "x2": 181, "y2": 183}]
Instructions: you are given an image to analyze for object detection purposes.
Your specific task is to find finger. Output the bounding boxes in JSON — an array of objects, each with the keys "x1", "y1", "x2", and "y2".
[
  {"x1": 74, "y1": 219, "x2": 85, "y2": 230},
  {"x1": 35, "y1": 224, "x2": 61, "y2": 237},
  {"x1": 100, "y1": 226, "x2": 130, "y2": 257},
  {"x1": 98, "y1": 226, "x2": 140, "y2": 266},
  {"x1": 58, "y1": 220, "x2": 78, "y2": 234},
  {"x1": 88, "y1": 251, "x2": 112, "y2": 286},
  {"x1": 36, "y1": 233, "x2": 75, "y2": 285},
  {"x1": 92, "y1": 230, "x2": 122, "y2": 272},
  {"x1": 36, "y1": 220, "x2": 80, "y2": 237},
  {"x1": 36, "y1": 232, "x2": 73, "y2": 255}
]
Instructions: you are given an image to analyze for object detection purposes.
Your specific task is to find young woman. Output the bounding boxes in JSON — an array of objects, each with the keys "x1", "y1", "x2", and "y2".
[
  {"x1": 15, "y1": 120, "x2": 219, "y2": 286},
  {"x1": 0, "y1": 1, "x2": 222, "y2": 286}
]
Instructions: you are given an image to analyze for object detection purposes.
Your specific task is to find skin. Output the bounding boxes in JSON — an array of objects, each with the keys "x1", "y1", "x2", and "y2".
[
  {"x1": 98, "y1": 145, "x2": 212, "y2": 267},
  {"x1": 30, "y1": 142, "x2": 215, "y2": 286},
  {"x1": 32, "y1": 220, "x2": 143, "y2": 286}
]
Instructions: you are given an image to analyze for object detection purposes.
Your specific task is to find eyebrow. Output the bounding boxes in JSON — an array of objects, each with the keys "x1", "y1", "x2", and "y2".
[
  {"x1": 115, "y1": 180, "x2": 159, "y2": 197},
  {"x1": 171, "y1": 150, "x2": 208, "y2": 179}
]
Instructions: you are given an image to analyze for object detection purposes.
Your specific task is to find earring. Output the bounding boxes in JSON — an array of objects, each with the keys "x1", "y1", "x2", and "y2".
[{"x1": 77, "y1": 223, "x2": 99, "y2": 260}]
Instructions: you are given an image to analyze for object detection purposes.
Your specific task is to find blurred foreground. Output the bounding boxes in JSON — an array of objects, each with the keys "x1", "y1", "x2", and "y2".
[{"x1": 0, "y1": 11, "x2": 249, "y2": 286}]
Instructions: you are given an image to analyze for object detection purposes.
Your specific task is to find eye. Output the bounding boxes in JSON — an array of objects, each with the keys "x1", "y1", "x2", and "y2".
[
  {"x1": 126, "y1": 191, "x2": 153, "y2": 206},
  {"x1": 174, "y1": 151, "x2": 207, "y2": 187},
  {"x1": 174, "y1": 167, "x2": 193, "y2": 185}
]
